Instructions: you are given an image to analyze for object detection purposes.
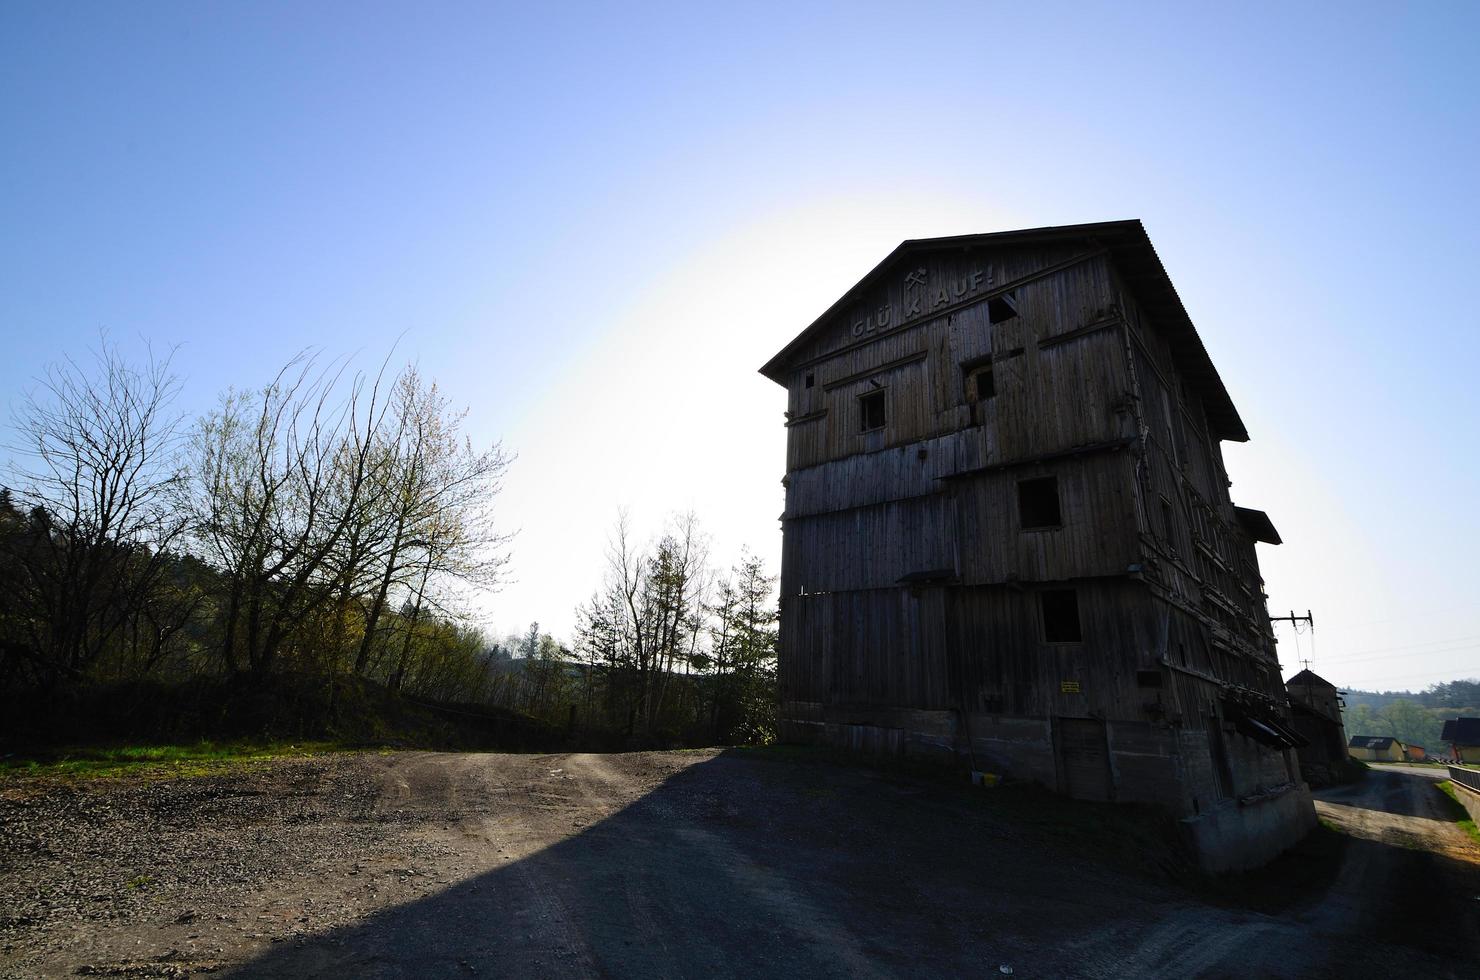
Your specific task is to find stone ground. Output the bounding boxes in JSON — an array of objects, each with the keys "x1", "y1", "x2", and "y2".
[{"x1": 2, "y1": 749, "x2": 1477, "y2": 978}]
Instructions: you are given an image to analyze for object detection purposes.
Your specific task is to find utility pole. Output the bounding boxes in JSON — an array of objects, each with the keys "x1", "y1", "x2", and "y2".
[{"x1": 1269, "y1": 609, "x2": 1315, "y2": 670}]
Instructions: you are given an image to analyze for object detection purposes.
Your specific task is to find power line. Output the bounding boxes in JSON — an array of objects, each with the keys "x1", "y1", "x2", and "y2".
[
  {"x1": 1318, "y1": 641, "x2": 1478, "y2": 668},
  {"x1": 1317, "y1": 632, "x2": 1480, "y2": 662},
  {"x1": 1299, "y1": 597, "x2": 1480, "y2": 633}
]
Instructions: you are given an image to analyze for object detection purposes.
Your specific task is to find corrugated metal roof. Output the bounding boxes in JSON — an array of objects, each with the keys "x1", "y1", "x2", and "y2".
[{"x1": 757, "y1": 219, "x2": 1250, "y2": 442}]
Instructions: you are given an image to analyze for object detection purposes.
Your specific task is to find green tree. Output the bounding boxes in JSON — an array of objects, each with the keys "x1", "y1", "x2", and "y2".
[
  {"x1": 705, "y1": 550, "x2": 778, "y2": 743},
  {"x1": 1378, "y1": 698, "x2": 1431, "y2": 750},
  {"x1": 1343, "y1": 703, "x2": 1379, "y2": 737}
]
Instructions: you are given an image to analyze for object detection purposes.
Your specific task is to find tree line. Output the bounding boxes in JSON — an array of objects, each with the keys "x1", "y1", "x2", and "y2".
[
  {"x1": 1340, "y1": 679, "x2": 1480, "y2": 757},
  {"x1": 474, "y1": 525, "x2": 778, "y2": 746},
  {"x1": 0, "y1": 340, "x2": 777, "y2": 747}
]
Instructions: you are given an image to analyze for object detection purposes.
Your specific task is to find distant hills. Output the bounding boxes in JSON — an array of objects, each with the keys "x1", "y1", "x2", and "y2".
[{"x1": 1337, "y1": 678, "x2": 1479, "y2": 755}]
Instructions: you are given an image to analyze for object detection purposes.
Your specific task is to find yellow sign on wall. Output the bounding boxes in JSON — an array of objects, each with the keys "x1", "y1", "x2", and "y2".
[{"x1": 1060, "y1": 680, "x2": 1081, "y2": 694}]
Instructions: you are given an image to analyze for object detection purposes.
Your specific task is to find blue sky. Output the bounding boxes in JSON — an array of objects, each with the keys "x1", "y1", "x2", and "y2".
[{"x1": 3, "y1": 2, "x2": 1477, "y2": 691}]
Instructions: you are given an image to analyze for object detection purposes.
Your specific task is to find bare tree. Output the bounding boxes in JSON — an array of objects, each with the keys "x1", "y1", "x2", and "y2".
[
  {"x1": 3, "y1": 337, "x2": 188, "y2": 689},
  {"x1": 355, "y1": 368, "x2": 512, "y2": 681},
  {"x1": 189, "y1": 354, "x2": 392, "y2": 675},
  {"x1": 592, "y1": 511, "x2": 709, "y2": 735}
]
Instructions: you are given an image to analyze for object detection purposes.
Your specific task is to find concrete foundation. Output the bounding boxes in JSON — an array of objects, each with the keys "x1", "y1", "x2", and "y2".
[
  {"x1": 783, "y1": 702, "x2": 1318, "y2": 871},
  {"x1": 1179, "y1": 783, "x2": 1317, "y2": 872}
]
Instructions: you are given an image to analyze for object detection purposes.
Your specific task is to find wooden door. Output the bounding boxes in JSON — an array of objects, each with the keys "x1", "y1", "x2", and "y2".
[{"x1": 1055, "y1": 717, "x2": 1114, "y2": 802}]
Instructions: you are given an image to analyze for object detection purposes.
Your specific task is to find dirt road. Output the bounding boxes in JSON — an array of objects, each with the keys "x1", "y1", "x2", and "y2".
[
  {"x1": 1078, "y1": 766, "x2": 1480, "y2": 978},
  {"x1": 3, "y1": 751, "x2": 1478, "y2": 978}
]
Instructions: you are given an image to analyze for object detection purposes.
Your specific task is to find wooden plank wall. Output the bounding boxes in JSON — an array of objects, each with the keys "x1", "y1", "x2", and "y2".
[
  {"x1": 781, "y1": 578, "x2": 1173, "y2": 718},
  {"x1": 953, "y1": 453, "x2": 1139, "y2": 585},
  {"x1": 783, "y1": 494, "x2": 957, "y2": 594},
  {"x1": 783, "y1": 249, "x2": 1128, "y2": 473},
  {"x1": 1110, "y1": 264, "x2": 1284, "y2": 697},
  {"x1": 782, "y1": 454, "x2": 1138, "y2": 595},
  {"x1": 787, "y1": 244, "x2": 1093, "y2": 370},
  {"x1": 781, "y1": 429, "x2": 990, "y2": 521},
  {"x1": 774, "y1": 237, "x2": 1297, "y2": 813},
  {"x1": 778, "y1": 587, "x2": 951, "y2": 710}
]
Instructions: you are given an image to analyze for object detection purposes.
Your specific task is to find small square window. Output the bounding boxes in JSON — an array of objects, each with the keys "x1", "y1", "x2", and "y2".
[
  {"x1": 1042, "y1": 589, "x2": 1082, "y2": 642},
  {"x1": 860, "y1": 389, "x2": 886, "y2": 431},
  {"x1": 960, "y1": 362, "x2": 995, "y2": 408},
  {"x1": 804, "y1": 373, "x2": 815, "y2": 389},
  {"x1": 1018, "y1": 476, "x2": 1062, "y2": 529},
  {"x1": 974, "y1": 369, "x2": 995, "y2": 401}
]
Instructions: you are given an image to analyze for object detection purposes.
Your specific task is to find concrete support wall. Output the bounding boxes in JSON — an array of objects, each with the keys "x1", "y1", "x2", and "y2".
[
  {"x1": 1447, "y1": 766, "x2": 1480, "y2": 824},
  {"x1": 781, "y1": 703, "x2": 1316, "y2": 869},
  {"x1": 1180, "y1": 784, "x2": 1317, "y2": 872}
]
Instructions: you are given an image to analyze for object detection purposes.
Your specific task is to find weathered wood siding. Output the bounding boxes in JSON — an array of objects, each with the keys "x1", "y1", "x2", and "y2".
[
  {"x1": 770, "y1": 230, "x2": 1300, "y2": 834},
  {"x1": 952, "y1": 455, "x2": 1139, "y2": 584},
  {"x1": 1108, "y1": 260, "x2": 1283, "y2": 701},
  {"x1": 782, "y1": 579, "x2": 1161, "y2": 717},
  {"x1": 782, "y1": 249, "x2": 1129, "y2": 472}
]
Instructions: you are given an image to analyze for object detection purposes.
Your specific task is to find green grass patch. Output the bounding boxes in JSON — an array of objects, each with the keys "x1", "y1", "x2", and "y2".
[
  {"x1": 1435, "y1": 780, "x2": 1480, "y2": 846},
  {"x1": 0, "y1": 740, "x2": 352, "y2": 780}
]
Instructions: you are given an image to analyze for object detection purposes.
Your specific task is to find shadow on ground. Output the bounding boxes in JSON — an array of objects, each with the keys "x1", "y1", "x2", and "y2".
[{"x1": 222, "y1": 751, "x2": 1480, "y2": 979}]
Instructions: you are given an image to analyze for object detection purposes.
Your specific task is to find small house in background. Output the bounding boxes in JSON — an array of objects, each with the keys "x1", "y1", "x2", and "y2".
[
  {"x1": 1404, "y1": 744, "x2": 1426, "y2": 762},
  {"x1": 1347, "y1": 735, "x2": 1405, "y2": 763},
  {"x1": 1284, "y1": 669, "x2": 1348, "y2": 783},
  {"x1": 1441, "y1": 717, "x2": 1480, "y2": 763},
  {"x1": 760, "y1": 220, "x2": 1314, "y2": 871}
]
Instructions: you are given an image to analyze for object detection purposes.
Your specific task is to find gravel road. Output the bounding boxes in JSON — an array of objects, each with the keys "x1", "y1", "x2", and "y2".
[
  {"x1": 1079, "y1": 766, "x2": 1480, "y2": 978},
  {"x1": 2, "y1": 751, "x2": 1477, "y2": 978}
]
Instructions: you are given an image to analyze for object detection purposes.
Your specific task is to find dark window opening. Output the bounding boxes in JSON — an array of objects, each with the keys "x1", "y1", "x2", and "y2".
[
  {"x1": 974, "y1": 368, "x2": 995, "y2": 401},
  {"x1": 1018, "y1": 476, "x2": 1062, "y2": 529},
  {"x1": 988, "y1": 292, "x2": 1019, "y2": 324},
  {"x1": 960, "y1": 361, "x2": 996, "y2": 413},
  {"x1": 804, "y1": 373, "x2": 815, "y2": 389},
  {"x1": 1041, "y1": 589, "x2": 1082, "y2": 642},
  {"x1": 860, "y1": 389, "x2": 886, "y2": 431}
]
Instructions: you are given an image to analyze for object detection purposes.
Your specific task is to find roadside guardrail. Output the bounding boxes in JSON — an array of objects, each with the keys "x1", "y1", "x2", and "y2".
[{"x1": 1447, "y1": 764, "x2": 1480, "y2": 794}]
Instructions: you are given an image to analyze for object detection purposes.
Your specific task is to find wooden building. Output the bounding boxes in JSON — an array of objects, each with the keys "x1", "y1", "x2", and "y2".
[
  {"x1": 1285, "y1": 669, "x2": 1350, "y2": 784},
  {"x1": 1347, "y1": 736, "x2": 1405, "y2": 763},
  {"x1": 759, "y1": 220, "x2": 1315, "y2": 870},
  {"x1": 1441, "y1": 717, "x2": 1480, "y2": 763}
]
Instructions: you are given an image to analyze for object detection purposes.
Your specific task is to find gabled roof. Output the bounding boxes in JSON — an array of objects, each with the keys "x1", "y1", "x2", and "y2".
[
  {"x1": 1349, "y1": 735, "x2": 1400, "y2": 750},
  {"x1": 1286, "y1": 669, "x2": 1336, "y2": 692},
  {"x1": 1442, "y1": 717, "x2": 1480, "y2": 745},
  {"x1": 758, "y1": 219, "x2": 1250, "y2": 441}
]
